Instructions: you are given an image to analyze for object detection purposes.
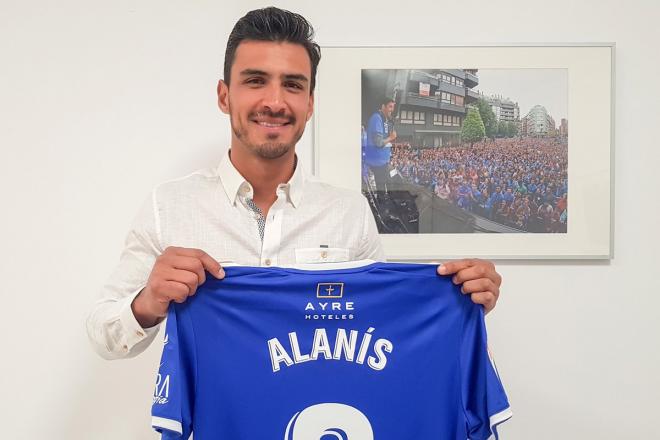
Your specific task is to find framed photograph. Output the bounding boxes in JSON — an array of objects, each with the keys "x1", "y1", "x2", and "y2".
[{"x1": 313, "y1": 45, "x2": 614, "y2": 260}]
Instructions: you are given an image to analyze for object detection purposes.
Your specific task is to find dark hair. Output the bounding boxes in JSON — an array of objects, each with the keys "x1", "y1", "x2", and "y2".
[
  {"x1": 380, "y1": 97, "x2": 395, "y2": 107},
  {"x1": 224, "y1": 7, "x2": 321, "y2": 93}
]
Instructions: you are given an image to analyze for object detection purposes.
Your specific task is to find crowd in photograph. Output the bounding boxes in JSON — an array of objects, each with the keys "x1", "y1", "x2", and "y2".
[{"x1": 389, "y1": 138, "x2": 568, "y2": 232}]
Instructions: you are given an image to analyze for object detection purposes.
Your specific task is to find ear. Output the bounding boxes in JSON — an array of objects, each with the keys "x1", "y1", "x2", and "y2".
[
  {"x1": 305, "y1": 91, "x2": 314, "y2": 122},
  {"x1": 217, "y1": 79, "x2": 230, "y2": 114}
]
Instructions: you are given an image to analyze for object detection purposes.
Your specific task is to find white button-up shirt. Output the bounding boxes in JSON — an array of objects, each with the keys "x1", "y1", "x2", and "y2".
[{"x1": 86, "y1": 151, "x2": 385, "y2": 360}]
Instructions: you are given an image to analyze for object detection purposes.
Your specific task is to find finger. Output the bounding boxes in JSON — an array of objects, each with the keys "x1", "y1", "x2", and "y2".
[
  {"x1": 469, "y1": 291, "x2": 498, "y2": 314},
  {"x1": 156, "y1": 280, "x2": 190, "y2": 304},
  {"x1": 173, "y1": 248, "x2": 223, "y2": 279},
  {"x1": 437, "y1": 258, "x2": 478, "y2": 275},
  {"x1": 170, "y1": 282, "x2": 193, "y2": 303},
  {"x1": 171, "y1": 247, "x2": 207, "y2": 258},
  {"x1": 168, "y1": 255, "x2": 207, "y2": 286},
  {"x1": 460, "y1": 279, "x2": 499, "y2": 297},
  {"x1": 451, "y1": 264, "x2": 498, "y2": 285},
  {"x1": 166, "y1": 268, "x2": 200, "y2": 297},
  {"x1": 199, "y1": 254, "x2": 224, "y2": 279}
]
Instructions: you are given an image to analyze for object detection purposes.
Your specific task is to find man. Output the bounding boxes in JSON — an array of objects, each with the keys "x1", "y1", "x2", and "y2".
[
  {"x1": 469, "y1": 183, "x2": 483, "y2": 214},
  {"x1": 364, "y1": 98, "x2": 397, "y2": 197},
  {"x1": 86, "y1": 7, "x2": 502, "y2": 360},
  {"x1": 456, "y1": 181, "x2": 471, "y2": 210},
  {"x1": 485, "y1": 185, "x2": 504, "y2": 220},
  {"x1": 503, "y1": 187, "x2": 515, "y2": 205}
]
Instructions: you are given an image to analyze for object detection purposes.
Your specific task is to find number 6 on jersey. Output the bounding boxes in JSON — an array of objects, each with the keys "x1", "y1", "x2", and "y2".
[{"x1": 285, "y1": 403, "x2": 374, "y2": 440}]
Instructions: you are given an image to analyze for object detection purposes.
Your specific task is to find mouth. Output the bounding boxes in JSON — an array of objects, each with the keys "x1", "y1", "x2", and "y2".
[
  {"x1": 251, "y1": 119, "x2": 294, "y2": 137},
  {"x1": 250, "y1": 112, "x2": 294, "y2": 131},
  {"x1": 254, "y1": 120, "x2": 290, "y2": 128}
]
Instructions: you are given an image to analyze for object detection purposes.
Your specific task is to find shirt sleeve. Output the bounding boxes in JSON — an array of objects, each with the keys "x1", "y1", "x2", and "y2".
[
  {"x1": 366, "y1": 113, "x2": 386, "y2": 147},
  {"x1": 85, "y1": 190, "x2": 163, "y2": 360},
  {"x1": 151, "y1": 305, "x2": 196, "y2": 440},
  {"x1": 460, "y1": 301, "x2": 512, "y2": 440}
]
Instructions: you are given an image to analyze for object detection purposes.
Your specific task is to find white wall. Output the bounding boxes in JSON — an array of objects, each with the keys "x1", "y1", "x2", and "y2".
[{"x1": 1, "y1": 0, "x2": 658, "y2": 438}]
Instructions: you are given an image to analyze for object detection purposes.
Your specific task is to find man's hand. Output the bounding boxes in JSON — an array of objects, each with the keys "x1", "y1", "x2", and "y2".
[
  {"x1": 437, "y1": 259, "x2": 502, "y2": 314},
  {"x1": 388, "y1": 130, "x2": 397, "y2": 143},
  {"x1": 132, "y1": 247, "x2": 224, "y2": 328}
]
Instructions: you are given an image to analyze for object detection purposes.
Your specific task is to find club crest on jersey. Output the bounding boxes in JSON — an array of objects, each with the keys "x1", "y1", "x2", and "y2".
[{"x1": 317, "y1": 282, "x2": 344, "y2": 298}]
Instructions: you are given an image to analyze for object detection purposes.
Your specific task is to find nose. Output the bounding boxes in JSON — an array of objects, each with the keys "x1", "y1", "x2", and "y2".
[{"x1": 261, "y1": 83, "x2": 286, "y2": 115}]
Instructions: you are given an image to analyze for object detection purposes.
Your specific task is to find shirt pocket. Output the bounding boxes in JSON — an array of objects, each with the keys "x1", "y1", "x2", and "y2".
[{"x1": 294, "y1": 247, "x2": 351, "y2": 264}]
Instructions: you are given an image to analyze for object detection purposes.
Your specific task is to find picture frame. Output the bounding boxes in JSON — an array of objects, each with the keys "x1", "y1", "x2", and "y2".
[{"x1": 313, "y1": 44, "x2": 614, "y2": 260}]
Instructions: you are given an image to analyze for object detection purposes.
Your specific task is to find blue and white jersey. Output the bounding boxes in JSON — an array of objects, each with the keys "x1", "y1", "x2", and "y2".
[
  {"x1": 364, "y1": 111, "x2": 392, "y2": 167},
  {"x1": 151, "y1": 261, "x2": 511, "y2": 439}
]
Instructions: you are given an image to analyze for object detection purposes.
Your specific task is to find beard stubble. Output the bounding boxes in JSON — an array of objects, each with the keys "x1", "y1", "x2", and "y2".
[{"x1": 230, "y1": 109, "x2": 304, "y2": 160}]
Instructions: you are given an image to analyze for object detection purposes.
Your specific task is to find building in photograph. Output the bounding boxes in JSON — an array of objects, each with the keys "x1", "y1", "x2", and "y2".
[
  {"x1": 484, "y1": 94, "x2": 520, "y2": 123},
  {"x1": 521, "y1": 105, "x2": 556, "y2": 137},
  {"x1": 559, "y1": 118, "x2": 568, "y2": 137},
  {"x1": 362, "y1": 69, "x2": 480, "y2": 148}
]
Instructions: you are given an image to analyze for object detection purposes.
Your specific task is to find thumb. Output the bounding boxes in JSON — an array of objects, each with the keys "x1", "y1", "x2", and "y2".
[
  {"x1": 437, "y1": 259, "x2": 473, "y2": 276},
  {"x1": 199, "y1": 253, "x2": 224, "y2": 279}
]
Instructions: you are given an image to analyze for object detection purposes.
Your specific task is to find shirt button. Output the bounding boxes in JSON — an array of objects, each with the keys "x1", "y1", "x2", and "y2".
[
  {"x1": 122, "y1": 344, "x2": 128, "y2": 351},
  {"x1": 136, "y1": 330, "x2": 144, "y2": 337},
  {"x1": 321, "y1": 251, "x2": 328, "y2": 259},
  {"x1": 264, "y1": 259, "x2": 272, "y2": 266}
]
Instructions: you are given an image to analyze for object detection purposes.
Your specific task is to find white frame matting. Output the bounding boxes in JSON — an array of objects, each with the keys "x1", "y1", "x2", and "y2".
[{"x1": 313, "y1": 45, "x2": 614, "y2": 260}]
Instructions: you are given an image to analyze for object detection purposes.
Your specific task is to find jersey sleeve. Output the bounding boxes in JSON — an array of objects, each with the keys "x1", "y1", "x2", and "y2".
[
  {"x1": 366, "y1": 113, "x2": 385, "y2": 147},
  {"x1": 459, "y1": 301, "x2": 512, "y2": 440},
  {"x1": 151, "y1": 305, "x2": 196, "y2": 440}
]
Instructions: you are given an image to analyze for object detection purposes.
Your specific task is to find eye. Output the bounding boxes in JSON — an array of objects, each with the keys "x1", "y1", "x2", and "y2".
[
  {"x1": 285, "y1": 81, "x2": 303, "y2": 90},
  {"x1": 245, "y1": 77, "x2": 265, "y2": 85}
]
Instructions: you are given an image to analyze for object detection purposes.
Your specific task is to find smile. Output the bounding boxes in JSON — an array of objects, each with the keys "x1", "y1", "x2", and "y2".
[{"x1": 256, "y1": 121, "x2": 288, "y2": 127}]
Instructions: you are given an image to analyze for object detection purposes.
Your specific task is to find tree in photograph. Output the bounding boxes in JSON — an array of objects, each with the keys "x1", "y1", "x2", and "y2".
[
  {"x1": 461, "y1": 108, "x2": 486, "y2": 146},
  {"x1": 495, "y1": 121, "x2": 520, "y2": 138},
  {"x1": 475, "y1": 98, "x2": 497, "y2": 139},
  {"x1": 507, "y1": 121, "x2": 520, "y2": 138},
  {"x1": 496, "y1": 121, "x2": 506, "y2": 138}
]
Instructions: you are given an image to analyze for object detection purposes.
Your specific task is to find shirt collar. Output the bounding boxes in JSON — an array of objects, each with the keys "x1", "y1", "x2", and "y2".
[{"x1": 217, "y1": 149, "x2": 305, "y2": 208}]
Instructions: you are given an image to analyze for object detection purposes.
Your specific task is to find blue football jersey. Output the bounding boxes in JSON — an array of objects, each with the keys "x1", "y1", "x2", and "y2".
[{"x1": 151, "y1": 261, "x2": 511, "y2": 439}]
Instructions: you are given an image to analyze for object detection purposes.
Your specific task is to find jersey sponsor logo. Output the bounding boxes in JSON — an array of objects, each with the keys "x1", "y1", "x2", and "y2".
[
  {"x1": 153, "y1": 373, "x2": 170, "y2": 405},
  {"x1": 267, "y1": 327, "x2": 393, "y2": 373},
  {"x1": 308, "y1": 283, "x2": 353, "y2": 321},
  {"x1": 284, "y1": 403, "x2": 374, "y2": 440},
  {"x1": 317, "y1": 283, "x2": 344, "y2": 299}
]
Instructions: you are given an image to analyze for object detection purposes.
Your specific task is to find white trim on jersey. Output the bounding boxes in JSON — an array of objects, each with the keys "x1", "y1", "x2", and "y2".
[
  {"x1": 152, "y1": 416, "x2": 183, "y2": 435},
  {"x1": 486, "y1": 407, "x2": 513, "y2": 440}
]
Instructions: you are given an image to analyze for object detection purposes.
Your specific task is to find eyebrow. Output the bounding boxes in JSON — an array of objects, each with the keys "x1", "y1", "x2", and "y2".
[
  {"x1": 282, "y1": 73, "x2": 309, "y2": 83},
  {"x1": 239, "y1": 69, "x2": 309, "y2": 83}
]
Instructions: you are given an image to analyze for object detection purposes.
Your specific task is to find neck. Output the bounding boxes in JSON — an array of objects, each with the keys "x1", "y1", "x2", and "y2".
[{"x1": 229, "y1": 144, "x2": 296, "y2": 215}]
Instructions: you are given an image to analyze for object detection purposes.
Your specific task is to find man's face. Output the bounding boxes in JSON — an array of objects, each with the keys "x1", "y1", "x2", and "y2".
[
  {"x1": 381, "y1": 101, "x2": 395, "y2": 119},
  {"x1": 217, "y1": 40, "x2": 314, "y2": 159}
]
